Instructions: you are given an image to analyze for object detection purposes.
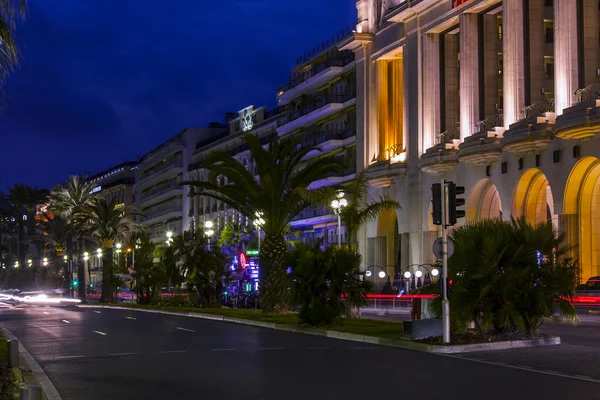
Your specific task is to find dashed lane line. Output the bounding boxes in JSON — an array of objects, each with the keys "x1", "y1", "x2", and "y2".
[
  {"x1": 61, "y1": 320, "x2": 70, "y2": 324},
  {"x1": 43, "y1": 312, "x2": 50, "y2": 315},
  {"x1": 308, "y1": 347, "x2": 332, "y2": 350},
  {"x1": 176, "y1": 327, "x2": 195, "y2": 333},
  {"x1": 443, "y1": 355, "x2": 600, "y2": 384},
  {"x1": 55, "y1": 355, "x2": 85, "y2": 360},
  {"x1": 93, "y1": 311, "x2": 101, "y2": 314},
  {"x1": 259, "y1": 347, "x2": 284, "y2": 351},
  {"x1": 93, "y1": 331, "x2": 107, "y2": 336},
  {"x1": 160, "y1": 350, "x2": 186, "y2": 354},
  {"x1": 126, "y1": 316, "x2": 136, "y2": 320},
  {"x1": 209, "y1": 348, "x2": 236, "y2": 352},
  {"x1": 108, "y1": 352, "x2": 136, "y2": 357}
]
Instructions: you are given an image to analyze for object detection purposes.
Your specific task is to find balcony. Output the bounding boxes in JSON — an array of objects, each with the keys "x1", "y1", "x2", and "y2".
[
  {"x1": 137, "y1": 184, "x2": 183, "y2": 206},
  {"x1": 457, "y1": 114, "x2": 504, "y2": 166},
  {"x1": 142, "y1": 205, "x2": 182, "y2": 226},
  {"x1": 300, "y1": 127, "x2": 356, "y2": 157},
  {"x1": 502, "y1": 100, "x2": 556, "y2": 155},
  {"x1": 365, "y1": 159, "x2": 407, "y2": 189},
  {"x1": 277, "y1": 53, "x2": 355, "y2": 105},
  {"x1": 290, "y1": 207, "x2": 336, "y2": 228},
  {"x1": 139, "y1": 139, "x2": 185, "y2": 168},
  {"x1": 418, "y1": 129, "x2": 460, "y2": 175},
  {"x1": 555, "y1": 86, "x2": 600, "y2": 140},
  {"x1": 277, "y1": 92, "x2": 356, "y2": 136},
  {"x1": 308, "y1": 164, "x2": 356, "y2": 189},
  {"x1": 138, "y1": 161, "x2": 184, "y2": 186}
]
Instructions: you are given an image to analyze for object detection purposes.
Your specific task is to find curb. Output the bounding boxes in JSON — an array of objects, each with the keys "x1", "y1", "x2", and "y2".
[
  {"x1": 78, "y1": 305, "x2": 561, "y2": 354},
  {"x1": 1, "y1": 327, "x2": 63, "y2": 400}
]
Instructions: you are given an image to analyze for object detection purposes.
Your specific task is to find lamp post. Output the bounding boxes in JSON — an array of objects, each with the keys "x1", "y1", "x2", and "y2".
[
  {"x1": 365, "y1": 265, "x2": 388, "y2": 288},
  {"x1": 331, "y1": 192, "x2": 347, "y2": 248},
  {"x1": 204, "y1": 221, "x2": 214, "y2": 250},
  {"x1": 165, "y1": 231, "x2": 174, "y2": 246},
  {"x1": 254, "y1": 212, "x2": 265, "y2": 255}
]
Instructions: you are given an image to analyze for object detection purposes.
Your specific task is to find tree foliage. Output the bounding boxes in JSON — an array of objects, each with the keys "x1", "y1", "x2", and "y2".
[
  {"x1": 289, "y1": 242, "x2": 371, "y2": 326},
  {"x1": 430, "y1": 218, "x2": 578, "y2": 335},
  {"x1": 132, "y1": 232, "x2": 163, "y2": 305},
  {"x1": 185, "y1": 134, "x2": 346, "y2": 312},
  {"x1": 0, "y1": 0, "x2": 28, "y2": 108}
]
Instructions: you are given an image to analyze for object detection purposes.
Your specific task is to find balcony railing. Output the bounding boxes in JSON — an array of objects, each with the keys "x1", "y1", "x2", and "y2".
[
  {"x1": 278, "y1": 92, "x2": 356, "y2": 127},
  {"x1": 294, "y1": 20, "x2": 359, "y2": 66},
  {"x1": 139, "y1": 183, "x2": 181, "y2": 203},
  {"x1": 475, "y1": 113, "x2": 504, "y2": 133},
  {"x1": 278, "y1": 52, "x2": 355, "y2": 94},
  {"x1": 298, "y1": 126, "x2": 355, "y2": 148},
  {"x1": 520, "y1": 99, "x2": 555, "y2": 119},
  {"x1": 141, "y1": 160, "x2": 183, "y2": 182},
  {"x1": 575, "y1": 84, "x2": 600, "y2": 103},
  {"x1": 294, "y1": 206, "x2": 332, "y2": 221},
  {"x1": 144, "y1": 205, "x2": 181, "y2": 221},
  {"x1": 435, "y1": 125, "x2": 460, "y2": 145}
]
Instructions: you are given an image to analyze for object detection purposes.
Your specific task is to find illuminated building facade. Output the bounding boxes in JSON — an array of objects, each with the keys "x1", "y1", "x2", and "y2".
[
  {"x1": 87, "y1": 161, "x2": 136, "y2": 209},
  {"x1": 343, "y1": 0, "x2": 600, "y2": 282}
]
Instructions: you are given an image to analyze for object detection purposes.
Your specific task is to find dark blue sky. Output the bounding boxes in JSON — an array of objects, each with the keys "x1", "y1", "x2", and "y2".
[{"x1": 0, "y1": 0, "x2": 356, "y2": 190}]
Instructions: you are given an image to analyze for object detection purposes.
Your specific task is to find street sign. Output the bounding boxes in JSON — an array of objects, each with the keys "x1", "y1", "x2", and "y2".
[{"x1": 433, "y1": 237, "x2": 454, "y2": 259}]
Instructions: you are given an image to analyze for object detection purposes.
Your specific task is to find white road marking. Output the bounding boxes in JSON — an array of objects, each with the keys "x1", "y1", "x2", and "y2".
[
  {"x1": 93, "y1": 311, "x2": 101, "y2": 314},
  {"x1": 61, "y1": 320, "x2": 70, "y2": 324},
  {"x1": 126, "y1": 316, "x2": 136, "y2": 320},
  {"x1": 443, "y1": 355, "x2": 600, "y2": 384},
  {"x1": 43, "y1": 312, "x2": 50, "y2": 315},
  {"x1": 209, "y1": 348, "x2": 235, "y2": 352},
  {"x1": 176, "y1": 327, "x2": 195, "y2": 333},
  {"x1": 109, "y1": 352, "x2": 136, "y2": 357},
  {"x1": 160, "y1": 350, "x2": 186, "y2": 354},
  {"x1": 55, "y1": 355, "x2": 84, "y2": 360},
  {"x1": 93, "y1": 331, "x2": 107, "y2": 336},
  {"x1": 308, "y1": 347, "x2": 332, "y2": 350},
  {"x1": 546, "y1": 370, "x2": 561, "y2": 374},
  {"x1": 259, "y1": 347, "x2": 284, "y2": 351}
]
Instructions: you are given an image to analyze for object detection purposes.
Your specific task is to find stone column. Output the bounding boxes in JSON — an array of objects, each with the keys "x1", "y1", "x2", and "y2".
[
  {"x1": 482, "y1": 14, "x2": 500, "y2": 119},
  {"x1": 559, "y1": 213, "x2": 580, "y2": 279},
  {"x1": 423, "y1": 33, "x2": 441, "y2": 151},
  {"x1": 443, "y1": 34, "x2": 459, "y2": 135},
  {"x1": 554, "y1": 0, "x2": 579, "y2": 115},
  {"x1": 528, "y1": 0, "x2": 546, "y2": 105},
  {"x1": 421, "y1": 230, "x2": 439, "y2": 266},
  {"x1": 459, "y1": 13, "x2": 480, "y2": 140},
  {"x1": 374, "y1": 237, "x2": 387, "y2": 268},
  {"x1": 581, "y1": 0, "x2": 599, "y2": 87},
  {"x1": 503, "y1": 0, "x2": 526, "y2": 127}
]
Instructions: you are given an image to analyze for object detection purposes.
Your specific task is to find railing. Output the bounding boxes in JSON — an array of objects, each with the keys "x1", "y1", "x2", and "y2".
[
  {"x1": 264, "y1": 107, "x2": 284, "y2": 120},
  {"x1": 279, "y1": 52, "x2": 355, "y2": 94},
  {"x1": 139, "y1": 183, "x2": 181, "y2": 203},
  {"x1": 141, "y1": 160, "x2": 183, "y2": 182},
  {"x1": 294, "y1": 20, "x2": 359, "y2": 66},
  {"x1": 278, "y1": 91, "x2": 356, "y2": 127},
  {"x1": 520, "y1": 99, "x2": 555, "y2": 119},
  {"x1": 144, "y1": 205, "x2": 181, "y2": 221},
  {"x1": 475, "y1": 113, "x2": 504, "y2": 133},
  {"x1": 383, "y1": 143, "x2": 403, "y2": 160},
  {"x1": 298, "y1": 126, "x2": 355, "y2": 148},
  {"x1": 293, "y1": 206, "x2": 332, "y2": 221},
  {"x1": 575, "y1": 84, "x2": 600, "y2": 103},
  {"x1": 435, "y1": 125, "x2": 460, "y2": 145}
]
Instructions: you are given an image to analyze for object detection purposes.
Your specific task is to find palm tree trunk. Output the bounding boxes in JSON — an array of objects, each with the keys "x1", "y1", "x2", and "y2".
[
  {"x1": 78, "y1": 238, "x2": 87, "y2": 303},
  {"x1": 101, "y1": 247, "x2": 114, "y2": 302},
  {"x1": 259, "y1": 233, "x2": 291, "y2": 313}
]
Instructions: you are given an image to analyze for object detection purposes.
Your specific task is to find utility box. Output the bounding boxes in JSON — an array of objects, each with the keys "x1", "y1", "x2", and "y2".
[{"x1": 403, "y1": 319, "x2": 443, "y2": 340}]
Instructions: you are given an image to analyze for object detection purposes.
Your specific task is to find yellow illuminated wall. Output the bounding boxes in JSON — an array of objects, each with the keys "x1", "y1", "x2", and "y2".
[
  {"x1": 467, "y1": 179, "x2": 503, "y2": 222},
  {"x1": 512, "y1": 169, "x2": 552, "y2": 227},
  {"x1": 377, "y1": 57, "x2": 404, "y2": 161}
]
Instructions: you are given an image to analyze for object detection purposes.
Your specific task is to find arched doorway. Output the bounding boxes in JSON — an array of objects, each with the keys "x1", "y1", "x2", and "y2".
[
  {"x1": 564, "y1": 157, "x2": 600, "y2": 282},
  {"x1": 512, "y1": 168, "x2": 556, "y2": 229},
  {"x1": 467, "y1": 179, "x2": 503, "y2": 222}
]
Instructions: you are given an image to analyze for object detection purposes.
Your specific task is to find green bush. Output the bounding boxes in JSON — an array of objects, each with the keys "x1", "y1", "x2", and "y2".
[
  {"x1": 153, "y1": 295, "x2": 196, "y2": 308},
  {"x1": 430, "y1": 217, "x2": 577, "y2": 335},
  {"x1": 289, "y1": 243, "x2": 371, "y2": 326}
]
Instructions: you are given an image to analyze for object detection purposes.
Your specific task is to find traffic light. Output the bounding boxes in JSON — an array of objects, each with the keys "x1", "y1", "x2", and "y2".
[
  {"x1": 431, "y1": 183, "x2": 442, "y2": 225},
  {"x1": 439, "y1": 277, "x2": 454, "y2": 299},
  {"x1": 448, "y1": 182, "x2": 466, "y2": 226},
  {"x1": 72, "y1": 279, "x2": 78, "y2": 287}
]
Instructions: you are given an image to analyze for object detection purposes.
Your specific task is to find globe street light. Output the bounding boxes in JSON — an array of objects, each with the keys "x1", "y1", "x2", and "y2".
[
  {"x1": 378, "y1": 270, "x2": 386, "y2": 279},
  {"x1": 96, "y1": 248, "x2": 102, "y2": 258},
  {"x1": 331, "y1": 192, "x2": 347, "y2": 248},
  {"x1": 204, "y1": 221, "x2": 214, "y2": 250},
  {"x1": 403, "y1": 271, "x2": 412, "y2": 293},
  {"x1": 165, "y1": 231, "x2": 174, "y2": 246},
  {"x1": 254, "y1": 211, "x2": 265, "y2": 255},
  {"x1": 116, "y1": 243, "x2": 122, "y2": 254},
  {"x1": 42, "y1": 258, "x2": 48, "y2": 267}
]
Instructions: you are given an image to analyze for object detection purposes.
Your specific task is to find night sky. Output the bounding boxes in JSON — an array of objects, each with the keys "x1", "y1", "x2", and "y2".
[{"x1": 0, "y1": 0, "x2": 356, "y2": 190}]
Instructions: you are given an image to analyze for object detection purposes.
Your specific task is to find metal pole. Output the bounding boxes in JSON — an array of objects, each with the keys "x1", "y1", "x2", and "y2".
[
  {"x1": 441, "y1": 179, "x2": 450, "y2": 344},
  {"x1": 20, "y1": 385, "x2": 42, "y2": 400},
  {"x1": 257, "y1": 229, "x2": 261, "y2": 254},
  {"x1": 337, "y1": 213, "x2": 341, "y2": 248},
  {"x1": 8, "y1": 340, "x2": 18, "y2": 368}
]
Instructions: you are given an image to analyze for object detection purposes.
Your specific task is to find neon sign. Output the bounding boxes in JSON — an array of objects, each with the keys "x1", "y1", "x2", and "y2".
[
  {"x1": 453, "y1": 0, "x2": 471, "y2": 8},
  {"x1": 239, "y1": 253, "x2": 247, "y2": 269},
  {"x1": 246, "y1": 249, "x2": 259, "y2": 256}
]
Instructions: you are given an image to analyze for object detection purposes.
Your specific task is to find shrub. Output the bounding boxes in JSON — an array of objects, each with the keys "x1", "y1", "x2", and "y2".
[
  {"x1": 290, "y1": 243, "x2": 371, "y2": 326},
  {"x1": 430, "y1": 217, "x2": 578, "y2": 335},
  {"x1": 153, "y1": 295, "x2": 196, "y2": 308}
]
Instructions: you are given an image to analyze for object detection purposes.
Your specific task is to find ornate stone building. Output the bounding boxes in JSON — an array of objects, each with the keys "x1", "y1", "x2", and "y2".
[{"x1": 340, "y1": 0, "x2": 600, "y2": 282}]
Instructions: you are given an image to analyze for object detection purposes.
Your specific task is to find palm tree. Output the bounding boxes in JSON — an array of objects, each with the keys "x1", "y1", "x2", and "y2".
[
  {"x1": 185, "y1": 134, "x2": 345, "y2": 312},
  {"x1": 0, "y1": 0, "x2": 28, "y2": 107},
  {"x1": 218, "y1": 222, "x2": 253, "y2": 259},
  {"x1": 48, "y1": 176, "x2": 98, "y2": 302},
  {"x1": 30, "y1": 213, "x2": 71, "y2": 290},
  {"x1": 8, "y1": 184, "x2": 49, "y2": 267},
  {"x1": 338, "y1": 171, "x2": 401, "y2": 251},
  {"x1": 86, "y1": 198, "x2": 143, "y2": 302}
]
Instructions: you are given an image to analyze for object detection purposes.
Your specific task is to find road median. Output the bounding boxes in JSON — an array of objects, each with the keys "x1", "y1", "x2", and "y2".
[{"x1": 79, "y1": 304, "x2": 561, "y2": 354}]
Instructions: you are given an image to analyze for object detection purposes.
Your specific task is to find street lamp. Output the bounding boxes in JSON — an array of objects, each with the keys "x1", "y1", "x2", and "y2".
[
  {"x1": 27, "y1": 259, "x2": 32, "y2": 267},
  {"x1": 254, "y1": 211, "x2": 265, "y2": 254},
  {"x1": 96, "y1": 248, "x2": 102, "y2": 258},
  {"x1": 204, "y1": 221, "x2": 214, "y2": 250},
  {"x1": 116, "y1": 243, "x2": 122, "y2": 254},
  {"x1": 165, "y1": 231, "x2": 174, "y2": 246},
  {"x1": 378, "y1": 270, "x2": 386, "y2": 279},
  {"x1": 331, "y1": 192, "x2": 347, "y2": 248},
  {"x1": 403, "y1": 271, "x2": 412, "y2": 293},
  {"x1": 42, "y1": 257, "x2": 48, "y2": 267},
  {"x1": 83, "y1": 252, "x2": 89, "y2": 261}
]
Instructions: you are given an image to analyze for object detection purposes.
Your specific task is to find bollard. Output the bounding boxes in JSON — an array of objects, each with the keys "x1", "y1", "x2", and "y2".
[
  {"x1": 20, "y1": 385, "x2": 42, "y2": 400},
  {"x1": 7, "y1": 339, "x2": 18, "y2": 368}
]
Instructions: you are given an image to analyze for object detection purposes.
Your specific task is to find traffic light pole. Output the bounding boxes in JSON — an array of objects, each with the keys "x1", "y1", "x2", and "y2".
[{"x1": 440, "y1": 179, "x2": 450, "y2": 344}]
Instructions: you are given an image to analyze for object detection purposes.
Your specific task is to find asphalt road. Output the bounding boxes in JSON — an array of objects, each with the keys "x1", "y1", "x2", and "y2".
[{"x1": 1, "y1": 305, "x2": 599, "y2": 400}]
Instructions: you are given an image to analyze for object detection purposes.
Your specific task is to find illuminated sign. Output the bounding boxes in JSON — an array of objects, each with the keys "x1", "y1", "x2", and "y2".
[
  {"x1": 90, "y1": 186, "x2": 102, "y2": 194},
  {"x1": 453, "y1": 0, "x2": 471, "y2": 8},
  {"x1": 246, "y1": 249, "x2": 259, "y2": 256},
  {"x1": 239, "y1": 253, "x2": 247, "y2": 269}
]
